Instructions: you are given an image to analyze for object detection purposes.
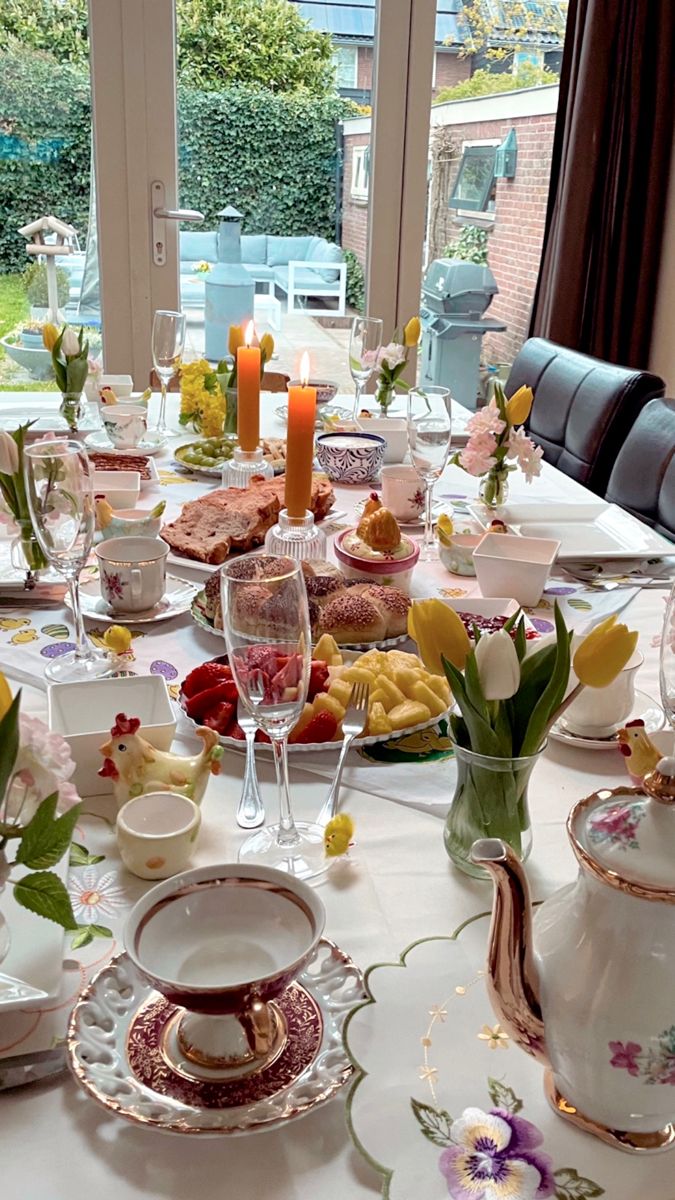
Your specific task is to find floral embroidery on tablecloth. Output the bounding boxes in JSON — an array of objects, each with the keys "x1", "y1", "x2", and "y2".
[{"x1": 69, "y1": 866, "x2": 126, "y2": 923}]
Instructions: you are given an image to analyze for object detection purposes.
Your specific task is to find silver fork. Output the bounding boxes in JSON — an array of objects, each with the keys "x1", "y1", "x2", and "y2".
[
  {"x1": 236, "y1": 702, "x2": 265, "y2": 829},
  {"x1": 316, "y1": 681, "x2": 370, "y2": 827}
]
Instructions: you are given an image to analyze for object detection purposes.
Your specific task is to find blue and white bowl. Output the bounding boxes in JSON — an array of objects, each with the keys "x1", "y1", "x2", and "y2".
[{"x1": 316, "y1": 432, "x2": 385, "y2": 485}]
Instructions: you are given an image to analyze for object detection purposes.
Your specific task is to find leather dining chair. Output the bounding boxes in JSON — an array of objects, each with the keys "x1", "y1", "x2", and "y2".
[
  {"x1": 505, "y1": 338, "x2": 665, "y2": 496},
  {"x1": 605, "y1": 397, "x2": 675, "y2": 540}
]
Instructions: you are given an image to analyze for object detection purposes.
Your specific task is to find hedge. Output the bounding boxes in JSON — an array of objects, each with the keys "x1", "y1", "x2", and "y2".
[{"x1": 0, "y1": 48, "x2": 350, "y2": 273}]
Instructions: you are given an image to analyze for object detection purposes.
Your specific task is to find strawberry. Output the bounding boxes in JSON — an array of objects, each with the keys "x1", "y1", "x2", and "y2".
[
  {"x1": 245, "y1": 646, "x2": 281, "y2": 676},
  {"x1": 202, "y1": 700, "x2": 236, "y2": 735},
  {"x1": 182, "y1": 660, "x2": 231, "y2": 698},
  {"x1": 185, "y1": 679, "x2": 237, "y2": 721},
  {"x1": 308, "y1": 660, "x2": 329, "y2": 700},
  {"x1": 229, "y1": 723, "x2": 246, "y2": 741},
  {"x1": 291, "y1": 710, "x2": 338, "y2": 745}
]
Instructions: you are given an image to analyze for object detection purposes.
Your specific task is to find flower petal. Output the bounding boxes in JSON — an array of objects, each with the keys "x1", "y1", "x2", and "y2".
[{"x1": 452, "y1": 1106, "x2": 512, "y2": 1152}]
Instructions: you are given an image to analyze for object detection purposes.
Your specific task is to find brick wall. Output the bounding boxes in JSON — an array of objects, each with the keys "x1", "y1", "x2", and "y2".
[
  {"x1": 342, "y1": 134, "x2": 369, "y2": 265},
  {"x1": 433, "y1": 51, "x2": 471, "y2": 95},
  {"x1": 357, "y1": 46, "x2": 373, "y2": 92}
]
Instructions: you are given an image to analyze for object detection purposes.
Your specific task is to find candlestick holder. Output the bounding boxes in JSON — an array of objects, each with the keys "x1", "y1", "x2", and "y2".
[
  {"x1": 264, "y1": 509, "x2": 326, "y2": 562},
  {"x1": 222, "y1": 446, "x2": 273, "y2": 489}
]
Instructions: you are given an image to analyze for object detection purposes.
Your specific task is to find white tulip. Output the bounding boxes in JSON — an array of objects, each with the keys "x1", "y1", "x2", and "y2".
[
  {"x1": 61, "y1": 327, "x2": 81, "y2": 357},
  {"x1": 0, "y1": 431, "x2": 19, "y2": 477},
  {"x1": 474, "y1": 628, "x2": 520, "y2": 701}
]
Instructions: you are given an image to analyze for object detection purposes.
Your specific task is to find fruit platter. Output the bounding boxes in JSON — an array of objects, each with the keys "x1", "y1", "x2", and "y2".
[
  {"x1": 179, "y1": 637, "x2": 452, "y2": 753},
  {"x1": 173, "y1": 435, "x2": 286, "y2": 477}
]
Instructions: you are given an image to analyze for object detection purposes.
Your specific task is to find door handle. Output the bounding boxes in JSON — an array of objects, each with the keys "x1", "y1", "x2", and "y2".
[{"x1": 151, "y1": 180, "x2": 204, "y2": 267}]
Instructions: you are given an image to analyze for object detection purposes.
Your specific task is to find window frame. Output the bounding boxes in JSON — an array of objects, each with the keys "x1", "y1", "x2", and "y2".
[
  {"x1": 351, "y1": 145, "x2": 370, "y2": 201},
  {"x1": 449, "y1": 139, "x2": 500, "y2": 214},
  {"x1": 333, "y1": 44, "x2": 359, "y2": 91}
]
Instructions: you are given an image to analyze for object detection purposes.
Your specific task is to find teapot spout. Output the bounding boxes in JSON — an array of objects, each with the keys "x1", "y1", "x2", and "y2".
[{"x1": 471, "y1": 838, "x2": 548, "y2": 1065}]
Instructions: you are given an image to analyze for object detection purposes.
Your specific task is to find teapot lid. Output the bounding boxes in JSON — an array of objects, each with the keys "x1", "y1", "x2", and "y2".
[{"x1": 569, "y1": 758, "x2": 675, "y2": 901}]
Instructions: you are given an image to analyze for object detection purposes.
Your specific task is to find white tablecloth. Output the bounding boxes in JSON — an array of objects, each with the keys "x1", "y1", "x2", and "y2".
[{"x1": 0, "y1": 394, "x2": 669, "y2": 1198}]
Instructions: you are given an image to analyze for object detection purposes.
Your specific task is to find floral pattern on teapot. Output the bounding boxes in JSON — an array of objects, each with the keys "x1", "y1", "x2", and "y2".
[
  {"x1": 609, "y1": 1027, "x2": 675, "y2": 1086},
  {"x1": 587, "y1": 799, "x2": 646, "y2": 851}
]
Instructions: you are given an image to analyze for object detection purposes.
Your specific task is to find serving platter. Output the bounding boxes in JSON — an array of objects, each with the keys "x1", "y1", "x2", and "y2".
[
  {"x1": 172, "y1": 437, "x2": 286, "y2": 479},
  {"x1": 468, "y1": 500, "x2": 675, "y2": 562}
]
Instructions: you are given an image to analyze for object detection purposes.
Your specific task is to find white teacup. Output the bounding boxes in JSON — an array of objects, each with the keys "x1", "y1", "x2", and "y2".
[
  {"x1": 117, "y1": 792, "x2": 201, "y2": 880},
  {"x1": 95, "y1": 536, "x2": 168, "y2": 612},
  {"x1": 381, "y1": 464, "x2": 425, "y2": 522},
  {"x1": 102, "y1": 404, "x2": 147, "y2": 449},
  {"x1": 564, "y1": 649, "x2": 644, "y2": 737}
]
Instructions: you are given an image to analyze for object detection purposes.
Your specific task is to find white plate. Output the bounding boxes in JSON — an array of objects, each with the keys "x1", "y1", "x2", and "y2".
[
  {"x1": 468, "y1": 500, "x2": 675, "y2": 561},
  {"x1": 549, "y1": 690, "x2": 665, "y2": 750},
  {"x1": 85, "y1": 431, "x2": 166, "y2": 456},
  {"x1": 68, "y1": 939, "x2": 365, "y2": 1136},
  {"x1": 275, "y1": 404, "x2": 351, "y2": 429},
  {"x1": 72, "y1": 574, "x2": 198, "y2": 624},
  {"x1": 164, "y1": 509, "x2": 344, "y2": 577},
  {"x1": 0, "y1": 850, "x2": 70, "y2": 1012}
]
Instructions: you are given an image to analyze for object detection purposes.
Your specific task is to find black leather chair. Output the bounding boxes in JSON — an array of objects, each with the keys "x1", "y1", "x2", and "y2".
[
  {"x1": 505, "y1": 338, "x2": 665, "y2": 496},
  {"x1": 605, "y1": 397, "x2": 675, "y2": 541}
]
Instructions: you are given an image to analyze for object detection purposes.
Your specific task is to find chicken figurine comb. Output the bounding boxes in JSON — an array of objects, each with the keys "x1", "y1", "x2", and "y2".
[
  {"x1": 617, "y1": 719, "x2": 662, "y2": 783},
  {"x1": 99, "y1": 711, "x2": 223, "y2": 807}
]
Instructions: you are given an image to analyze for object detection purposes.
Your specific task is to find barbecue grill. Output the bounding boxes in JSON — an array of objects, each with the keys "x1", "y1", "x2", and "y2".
[{"x1": 419, "y1": 259, "x2": 506, "y2": 410}]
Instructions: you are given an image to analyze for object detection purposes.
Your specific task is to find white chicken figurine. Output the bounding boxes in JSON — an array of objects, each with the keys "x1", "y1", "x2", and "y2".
[
  {"x1": 95, "y1": 499, "x2": 166, "y2": 542},
  {"x1": 99, "y1": 713, "x2": 223, "y2": 806}
]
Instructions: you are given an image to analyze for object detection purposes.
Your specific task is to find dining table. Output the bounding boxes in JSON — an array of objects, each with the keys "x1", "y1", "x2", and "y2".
[{"x1": 0, "y1": 392, "x2": 673, "y2": 1199}]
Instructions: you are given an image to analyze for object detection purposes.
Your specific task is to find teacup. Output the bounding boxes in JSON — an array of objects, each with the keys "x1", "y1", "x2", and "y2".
[
  {"x1": 124, "y1": 863, "x2": 325, "y2": 1073},
  {"x1": 381, "y1": 464, "x2": 425, "y2": 522},
  {"x1": 102, "y1": 404, "x2": 147, "y2": 449},
  {"x1": 117, "y1": 791, "x2": 201, "y2": 880},
  {"x1": 564, "y1": 648, "x2": 644, "y2": 737},
  {"x1": 95, "y1": 536, "x2": 168, "y2": 613}
]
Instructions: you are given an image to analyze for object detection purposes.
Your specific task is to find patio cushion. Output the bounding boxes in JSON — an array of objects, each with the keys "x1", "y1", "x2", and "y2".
[
  {"x1": 241, "y1": 235, "x2": 267, "y2": 264},
  {"x1": 180, "y1": 231, "x2": 218, "y2": 262},
  {"x1": 307, "y1": 237, "x2": 343, "y2": 283},
  {"x1": 273, "y1": 266, "x2": 335, "y2": 293},
  {"x1": 242, "y1": 263, "x2": 274, "y2": 281},
  {"x1": 267, "y1": 235, "x2": 313, "y2": 266}
]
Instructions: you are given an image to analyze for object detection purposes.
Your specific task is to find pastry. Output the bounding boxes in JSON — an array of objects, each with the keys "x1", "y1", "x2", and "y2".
[{"x1": 316, "y1": 590, "x2": 387, "y2": 644}]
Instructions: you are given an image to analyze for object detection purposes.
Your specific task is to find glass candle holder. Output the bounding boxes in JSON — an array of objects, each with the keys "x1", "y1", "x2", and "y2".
[
  {"x1": 264, "y1": 509, "x2": 327, "y2": 562},
  {"x1": 222, "y1": 446, "x2": 273, "y2": 490}
]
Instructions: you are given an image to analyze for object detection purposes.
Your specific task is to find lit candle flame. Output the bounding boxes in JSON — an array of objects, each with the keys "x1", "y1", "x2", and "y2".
[
  {"x1": 245, "y1": 320, "x2": 255, "y2": 347},
  {"x1": 300, "y1": 351, "x2": 310, "y2": 386}
]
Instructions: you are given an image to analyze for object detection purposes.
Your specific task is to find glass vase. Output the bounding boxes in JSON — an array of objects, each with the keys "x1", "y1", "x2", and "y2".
[
  {"x1": 11, "y1": 517, "x2": 48, "y2": 585},
  {"x1": 479, "y1": 467, "x2": 509, "y2": 509},
  {"x1": 375, "y1": 381, "x2": 395, "y2": 416},
  {"x1": 444, "y1": 742, "x2": 542, "y2": 879},
  {"x1": 59, "y1": 391, "x2": 85, "y2": 433},
  {"x1": 224, "y1": 386, "x2": 237, "y2": 435},
  {"x1": 0, "y1": 850, "x2": 10, "y2": 966}
]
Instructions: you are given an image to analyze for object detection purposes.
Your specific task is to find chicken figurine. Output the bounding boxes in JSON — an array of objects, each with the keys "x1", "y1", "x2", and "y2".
[
  {"x1": 95, "y1": 499, "x2": 166, "y2": 542},
  {"x1": 99, "y1": 713, "x2": 223, "y2": 806},
  {"x1": 617, "y1": 719, "x2": 662, "y2": 783}
]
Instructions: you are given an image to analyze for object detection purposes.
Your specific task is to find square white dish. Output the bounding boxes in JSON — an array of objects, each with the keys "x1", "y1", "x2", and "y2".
[
  {"x1": 473, "y1": 531, "x2": 559, "y2": 606},
  {"x1": 468, "y1": 500, "x2": 674, "y2": 561},
  {"x1": 48, "y1": 674, "x2": 176, "y2": 797},
  {"x1": 0, "y1": 849, "x2": 69, "y2": 1012},
  {"x1": 92, "y1": 469, "x2": 141, "y2": 509}
]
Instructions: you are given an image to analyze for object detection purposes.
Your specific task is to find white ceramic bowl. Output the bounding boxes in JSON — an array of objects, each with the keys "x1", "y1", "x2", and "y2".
[
  {"x1": 92, "y1": 469, "x2": 141, "y2": 510},
  {"x1": 47, "y1": 674, "x2": 176, "y2": 797},
  {"x1": 334, "y1": 528, "x2": 420, "y2": 593},
  {"x1": 438, "y1": 533, "x2": 481, "y2": 576},
  {"x1": 315, "y1": 432, "x2": 385, "y2": 484},
  {"x1": 356, "y1": 418, "x2": 408, "y2": 464},
  {"x1": 473, "y1": 531, "x2": 560, "y2": 606}
]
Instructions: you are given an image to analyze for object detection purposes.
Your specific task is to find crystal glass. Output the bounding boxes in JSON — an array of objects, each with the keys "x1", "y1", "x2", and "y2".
[
  {"x1": 152, "y1": 309, "x2": 186, "y2": 437},
  {"x1": 349, "y1": 315, "x2": 383, "y2": 418},
  {"x1": 407, "y1": 387, "x2": 452, "y2": 560},
  {"x1": 659, "y1": 583, "x2": 675, "y2": 729},
  {"x1": 24, "y1": 440, "x2": 112, "y2": 682},
  {"x1": 220, "y1": 556, "x2": 328, "y2": 881}
]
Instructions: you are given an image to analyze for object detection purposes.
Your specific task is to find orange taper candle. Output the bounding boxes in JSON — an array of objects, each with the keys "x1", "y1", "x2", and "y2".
[
  {"x1": 285, "y1": 352, "x2": 316, "y2": 518},
  {"x1": 236, "y1": 320, "x2": 260, "y2": 452}
]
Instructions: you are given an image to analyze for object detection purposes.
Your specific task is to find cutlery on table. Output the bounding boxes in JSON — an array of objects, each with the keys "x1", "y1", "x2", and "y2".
[
  {"x1": 236, "y1": 703, "x2": 265, "y2": 829},
  {"x1": 316, "y1": 681, "x2": 370, "y2": 828}
]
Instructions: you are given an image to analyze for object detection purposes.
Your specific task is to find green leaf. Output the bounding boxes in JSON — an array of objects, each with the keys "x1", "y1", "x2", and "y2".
[
  {"x1": 0, "y1": 693, "x2": 21, "y2": 814},
  {"x1": 410, "y1": 1097, "x2": 453, "y2": 1147},
  {"x1": 519, "y1": 603, "x2": 571, "y2": 756},
  {"x1": 15, "y1": 794, "x2": 81, "y2": 870},
  {"x1": 553, "y1": 1167, "x2": 605, "y2": 1198},
  {"x1": 70, "y1": 922, "x2": 112, "y2": 950},
  {"x1": 13, "y1": 871, "x2": 78, "y2": 929},
  {"x1": 487, "y1": 1077, "x2": 523, "y2": 1114},
  {"x1": 513, "y1": 618, "x2": 527, "y2": 663},
  {"x1": 69, "y1": 841, "x2": 105, "y2": 867}
]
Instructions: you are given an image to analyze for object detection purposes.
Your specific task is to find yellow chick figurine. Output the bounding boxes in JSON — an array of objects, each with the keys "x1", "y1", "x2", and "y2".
[
  {"x1": 324, "y1": 813, "x2": 355, "y2": 857},
  {"x1": 103, "y1": 625, "x2": 133, "y2": 656},
  {"x1": 617, "y1": 720, "x2": 662, "y2": 782},
  {"x1": 95, "y1": 498, "x2": 166, "y2": 541}
]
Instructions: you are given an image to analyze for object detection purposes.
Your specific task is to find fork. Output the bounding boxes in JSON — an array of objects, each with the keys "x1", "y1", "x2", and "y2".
[
  {"x1": 315, "y1": 681, "x2": 370, "y2": 827},
  {"x1": 236, "y1": 702, "x2": 265, "y2": 829}
]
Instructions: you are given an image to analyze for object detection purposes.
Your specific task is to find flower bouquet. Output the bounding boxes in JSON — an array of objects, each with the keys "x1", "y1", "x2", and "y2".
[
  {"x1": 408, "y1": 599, "x2": 638, "y2": 876},
  {"x1": 451, "y1": 382, "x2": 542, "y2": 507},
  {"x1": 0, "y1": 422, "x2": 48, "y2": 580},
  {"x1": 179, "y1": 326, "x2": 274, "y2": 435},
  {"x1": 42, "y1": 323, "x2": 90, "y2": 433},
  {"x1": 373, "y1": 316, "x2": 421, "y2": 415}
]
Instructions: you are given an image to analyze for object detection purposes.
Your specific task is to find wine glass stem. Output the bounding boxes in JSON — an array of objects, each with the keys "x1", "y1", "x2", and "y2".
[
  {"x1": 352, "y1": 380, "x2": 362, "y2": 419},
  {"x1": 157, "y1": 379, "x2": 168, "y2": 435},
  {"x1": 424, "y1": 478, "x2": 435, "y2": 553},
  {"x1": 271, "y1": 736, "x2": 300, "y2": 848},
  {"x1": 68, "y1": 574, "x2": 91, "y2": 660}
]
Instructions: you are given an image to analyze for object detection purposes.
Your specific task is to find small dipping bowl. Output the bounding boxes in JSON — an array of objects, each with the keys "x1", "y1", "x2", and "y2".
[
  {"x1": 438, "y1": 533, "x2": 481, "y2": 576},
  {"x1": 116, "y1": 791, "x2": 201, "y2": 880},
  {"x1": 316, "y1": 432, "x2": 385, "y2": 484},
  {"x1": 288, "y1": 378, "x2": 338, "y2": 407},
  {"x1": 124, "y1": 863, "x2": 325, "y2": 1076}
]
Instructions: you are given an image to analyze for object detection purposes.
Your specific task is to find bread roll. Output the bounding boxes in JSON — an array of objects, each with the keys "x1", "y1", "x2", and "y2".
[{"x1": 317, "y1": 591, "x2": 387, "y2": 644}]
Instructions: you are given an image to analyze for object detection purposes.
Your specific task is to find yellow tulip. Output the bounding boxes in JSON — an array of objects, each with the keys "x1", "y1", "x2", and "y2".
[
  {"x1": 42, "y1": 323, "x2": 59, "y2": 352},
  {"x1": 505, "y1": 385, "x2": 533, "y2": 426},
  {"x1": 436, "y1": 513, "x2": 454, "y2": 546},
  {"x1": 0, "y1": 671, "x2": 12, "y2": 722},
  {"x1": 403, "y1": 316, "x2": 421, "y2": 347},
  {"x1": 408, "y1": 598, "x2": 471, "y2": 674},
  {"x1": 259, "y1": 332, "x2": 274, "y2": 363},
  {"x1": 572, "y1": 614, "x2": 639, "y2": 688},
  {"x1": 228, "y1": 324, "x2": 244, "y2": 357}
]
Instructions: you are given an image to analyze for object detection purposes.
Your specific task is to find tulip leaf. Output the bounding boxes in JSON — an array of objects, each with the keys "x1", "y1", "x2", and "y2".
[
  {"x1": 519, "y1": 603, "x2": 571, "y2": 756},
  {"x1": 513, "y1": 618, "x2": 527, "y2": 662},
  {"x1": 443, "y1": 655, "x2": 503, "y2": 757}
]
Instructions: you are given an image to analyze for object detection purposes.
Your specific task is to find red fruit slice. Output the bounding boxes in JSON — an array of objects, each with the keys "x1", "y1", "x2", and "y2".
[
  {"x1": 182, "y1": 660, "x2": 231, "y2": 698},
  {"x1": 291, "y1": 710, "x2": 338, "y2": 745},
  {"x1": 185, "y1": 681, "x2": 236, "y2": 721}
]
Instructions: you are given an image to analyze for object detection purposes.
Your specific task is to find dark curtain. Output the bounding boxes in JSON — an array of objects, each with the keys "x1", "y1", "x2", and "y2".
[{"x1": 529, "y1": 0, "x2": 675, "y2": 369}]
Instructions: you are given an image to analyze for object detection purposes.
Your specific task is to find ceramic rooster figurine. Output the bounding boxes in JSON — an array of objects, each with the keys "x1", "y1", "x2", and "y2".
[
  {"x1": 99, "y1": 713, "x2": 223, "y2": 806},
  {"x1": 617, "y1": 719, "x2": 662, "y2": 783},
  {"x1": 95, "y1": 499, "x2": 166, "y2": 542}
]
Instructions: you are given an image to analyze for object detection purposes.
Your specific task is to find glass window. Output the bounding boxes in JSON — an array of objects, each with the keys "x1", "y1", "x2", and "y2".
[
  {"x1": 449, "y1": 145, "x2": 498, "y2": 213},
  {"x1": 513, "y1": 48, "x2": 545, "y2": 71},
  {"x1": 333, "y1": 46, "x2": 359, "y2": 90},
  {"x1": 351, "y1": 147, "x2": 370, "y2": 200}
]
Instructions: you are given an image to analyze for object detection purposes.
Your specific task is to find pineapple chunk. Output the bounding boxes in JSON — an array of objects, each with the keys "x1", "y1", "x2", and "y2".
[
  {"x1": 374, "y1": 674, "x2": 406, "y2": 708},
  {"x1": 314, "y1": 633, "x2": 341, "y2": 665},
  {"x1": 356, "y1": 649, "x2": 387, "y2": 672},
  {"x1": 369, "y1": 686, "x2": 391, "y2": 712},
  {"x1": 368, "y1": 701, "x2": 393, "y2": 736},
  {"x1": 387, "y1": 700, "x2": 431, "y2": 730},
  {"x1": 328, "y1": 677, "x2": 353, "y2": 707},
  {"x1": 390, "y1": 666, "x2": 424, "y2": 696},
  {"x1": 425, "y1": 673, "x2": 452, "y2": 702},
  {"x1": 341, "y1": 665, "x2": 377, "y2": 686},
  {"x1": 412, "y1": 679, "x2": 448, "y2": 718},
  {"x1": 313, "y1": 692, "x2": 346, "y2": 722}
]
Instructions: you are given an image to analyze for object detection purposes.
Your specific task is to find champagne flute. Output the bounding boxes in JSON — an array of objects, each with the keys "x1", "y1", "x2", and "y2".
[
  {"x1": 407, "y1": 387, "x2": 452, "y2": 561},
  {"x1": 152, "y1": 309, "x2": 186, "y2": 438},
  {"x1": 24, "y1": 440, "x2": 113, "y2": 682},
  {"x1": 349, "y1": 315, "x2": 383, "y2": 418},
  {"x1": 220, "y1": 556, "x2": 329, "y2": 882}
]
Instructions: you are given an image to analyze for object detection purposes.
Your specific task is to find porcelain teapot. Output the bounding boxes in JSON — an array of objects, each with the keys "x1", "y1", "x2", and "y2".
[{"x1": 472, "y1": 758, "x2": 675, "y2": 1154}]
